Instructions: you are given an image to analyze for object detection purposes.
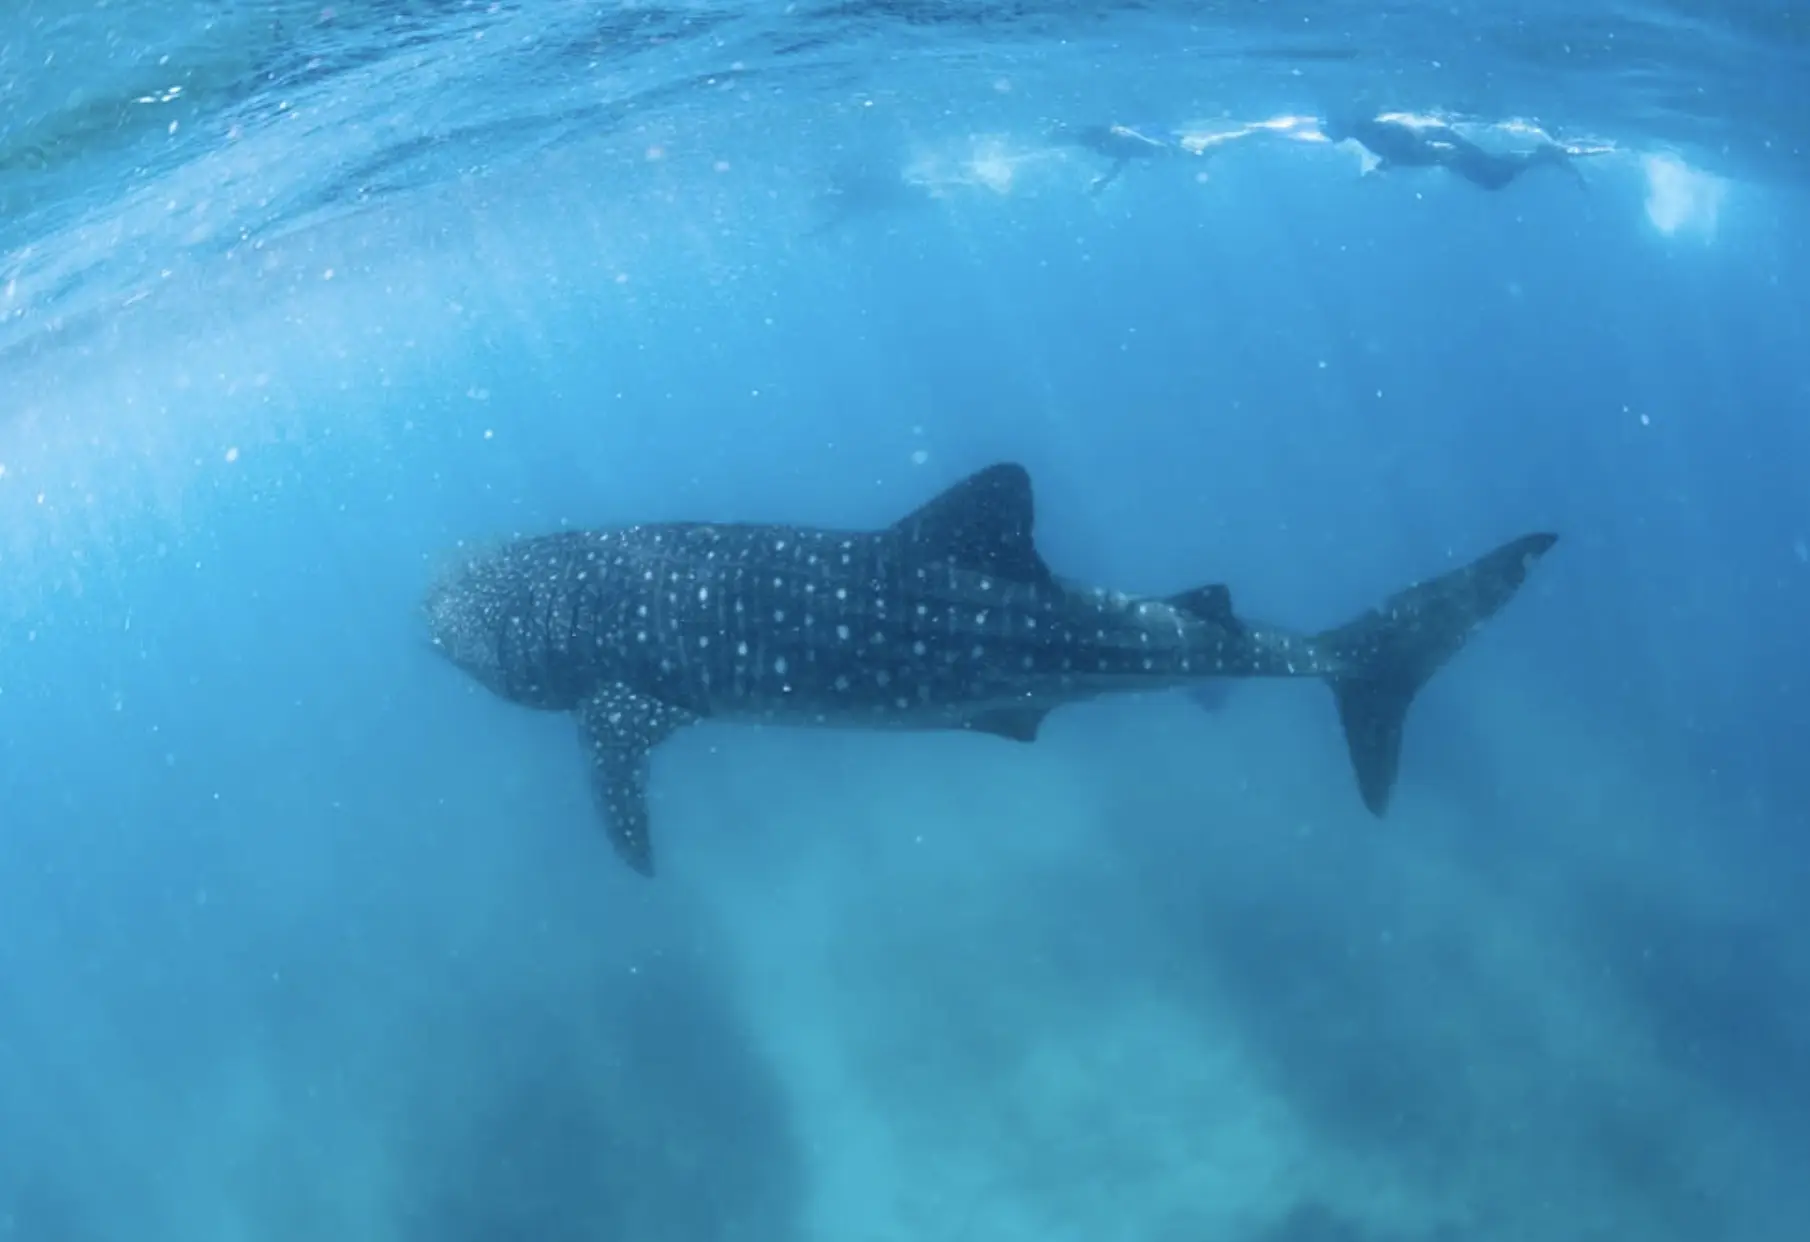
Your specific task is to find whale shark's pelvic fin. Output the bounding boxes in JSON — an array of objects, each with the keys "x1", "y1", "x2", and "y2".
[
  {"x1": 1186, "y1": 681, "x2": 1234, "y2": 713},
  {"x1": 964, "y1": 705, "x2": 1051, "y2": 743},
  {"x1": 577, "y1": 684, "x2": 696, "y2": 878},
  {"x1": 1321, "y1": 532, "x2": 1558, "y2": 815}
]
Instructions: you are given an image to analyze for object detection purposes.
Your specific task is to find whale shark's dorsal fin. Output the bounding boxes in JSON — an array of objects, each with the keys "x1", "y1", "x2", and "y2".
[
  {"x1": 577, "y1": 683, "x2": 697, "y2": 878},
  {"x1": 890, "y1": 462, "x2": 1054, "y2": 586}
]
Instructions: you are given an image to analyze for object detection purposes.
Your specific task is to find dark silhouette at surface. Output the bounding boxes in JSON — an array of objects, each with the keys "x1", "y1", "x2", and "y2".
[
  {"x1": 1048, "y1": 121, "x2": 1177, "y2": 195},
  {"x1": 804, "y1": 151, "x2": 933, "y2": 238},
  {"x1": 1323, "y1": 112, "x2": 1599, "y2": 190}
]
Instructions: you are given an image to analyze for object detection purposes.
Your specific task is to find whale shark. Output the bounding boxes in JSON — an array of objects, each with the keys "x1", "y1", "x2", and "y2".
[{"x1": 424, "y1": 463, "x2": 1557, "y2": 878}]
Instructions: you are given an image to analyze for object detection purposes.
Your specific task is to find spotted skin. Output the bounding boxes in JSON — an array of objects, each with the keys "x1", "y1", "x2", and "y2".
[
  {"x1": 425, "y1": 463, "x2": 1558, "y2": 877},
  {"x1": 577, "y1": 684, "x2": 693, "y2": 876}
]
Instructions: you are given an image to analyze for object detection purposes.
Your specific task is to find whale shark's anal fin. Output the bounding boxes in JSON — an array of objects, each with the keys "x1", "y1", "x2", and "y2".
[
  {"x1": 890, "y1": 462, "x2": 1054, "y2": 587},
  {"x1": 1322, "y1": 532, "x2": 1558, "y2": 816},
  {"x1": 577, "y1": 684, "x2": 696, "y2": 878}
]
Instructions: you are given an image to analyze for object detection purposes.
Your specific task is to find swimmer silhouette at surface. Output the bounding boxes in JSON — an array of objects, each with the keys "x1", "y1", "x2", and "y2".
[
  {"x1": 803, "y1": 154, "x2": 931, "y2": 238},
  {"x1": 1048, "y1": 121, "x2": 1177, "y2": 195},
  {"x1": 1051, "y1": 116, "x2": 1314, "y2": 195},
  {"x1": 1323, "y1": 111, "x2": 1605, "y2": 190}
]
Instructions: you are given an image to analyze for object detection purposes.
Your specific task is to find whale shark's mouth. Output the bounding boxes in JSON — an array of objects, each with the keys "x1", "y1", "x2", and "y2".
[
  {"x1": 420, "y1": 571, "x2": 472, "y2": 658},
  {"x1": 420, "y1": 578, "x2": 448, "y2": 629}
]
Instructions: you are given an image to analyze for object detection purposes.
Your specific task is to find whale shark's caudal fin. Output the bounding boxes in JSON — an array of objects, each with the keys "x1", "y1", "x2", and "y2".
[{"x1": 1319, "y1": 532, "x2": 1558, "y2": 816}]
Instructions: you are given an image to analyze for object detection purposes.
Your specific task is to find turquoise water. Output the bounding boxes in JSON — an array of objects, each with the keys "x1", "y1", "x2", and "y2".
[{"x1": 1, "y1": 3, "x2": 1806, "y2": 1240}]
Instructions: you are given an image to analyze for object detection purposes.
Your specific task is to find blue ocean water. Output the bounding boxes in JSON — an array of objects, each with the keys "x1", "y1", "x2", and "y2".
[{"x1": 2, "y1": 1, "x2": 1807, "y2": 1239}]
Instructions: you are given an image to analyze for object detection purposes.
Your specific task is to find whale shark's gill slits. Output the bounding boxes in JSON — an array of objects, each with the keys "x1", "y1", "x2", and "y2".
[
  {"x1": 536, "y1": 555, "x2": 563, "y2": 659},
  {"x1": 501, "y1": 603, "x2": 534, "y2": 701},
  {"x1": 736, "y1": 560, "x2": 760, "y2": 703},
  {"x1": 710, "y1": 554, "x2": 730, "y2": 676},
  {"x1": 567, "y1": 556, "x2": 600, "y2": 664},
  {"x1": 937, "y1": 563, "x2": 961, "y2": 647},
  {"x1": 712, "y1": 557, "x2": 737, "y2": 699},
  {"x1": 490, "y1": 595, "x2": 515, "y2": 694},
  {"x1": 644, "y1": 540, "x2": 673, "y2": 680}
]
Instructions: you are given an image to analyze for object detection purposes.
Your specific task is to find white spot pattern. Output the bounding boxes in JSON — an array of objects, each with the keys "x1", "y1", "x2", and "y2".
[{"x1": 421, "y1": 462, "x2": 1533, "y2": 887}]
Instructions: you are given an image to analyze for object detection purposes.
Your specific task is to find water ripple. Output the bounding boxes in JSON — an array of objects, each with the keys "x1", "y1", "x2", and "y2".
[{"x1": 0, "y1": 0, "x2": 1801, "y2": 355}]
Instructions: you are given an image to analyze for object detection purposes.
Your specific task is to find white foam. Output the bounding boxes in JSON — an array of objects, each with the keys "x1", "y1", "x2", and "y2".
[{"x1": 1642, "y1": 152, "x2": 1726, "y2": 239}]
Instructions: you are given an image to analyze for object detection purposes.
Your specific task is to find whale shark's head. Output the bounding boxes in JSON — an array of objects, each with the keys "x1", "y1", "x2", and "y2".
[{"x1": 422, "y1": 559, "x2": 510, "y2": 696}]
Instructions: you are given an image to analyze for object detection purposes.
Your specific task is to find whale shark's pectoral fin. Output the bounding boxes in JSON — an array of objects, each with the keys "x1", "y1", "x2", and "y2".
[{"x1": 576, "y1": 684, "x2": 696, "y2": 879}]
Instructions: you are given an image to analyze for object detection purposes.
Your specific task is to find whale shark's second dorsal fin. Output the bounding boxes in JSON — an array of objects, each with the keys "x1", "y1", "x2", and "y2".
[
  {"x1": 890, "y1": 462, "x2": 1054, "y2": 587},
  {"x1": 1165, "y1": 584, "x2": 1239, "y2": 630}
]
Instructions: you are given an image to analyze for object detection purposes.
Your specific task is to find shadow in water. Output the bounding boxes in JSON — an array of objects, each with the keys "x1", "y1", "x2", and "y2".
[{"x1": 401, "y1": 946, "x2": 803, "y2": 1242}]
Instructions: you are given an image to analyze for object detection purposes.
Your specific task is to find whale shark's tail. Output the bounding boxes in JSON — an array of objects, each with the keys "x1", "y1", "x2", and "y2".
[{"x1": 1318, "y1": 533, "x2": 1558, "y2": 815}]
